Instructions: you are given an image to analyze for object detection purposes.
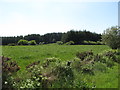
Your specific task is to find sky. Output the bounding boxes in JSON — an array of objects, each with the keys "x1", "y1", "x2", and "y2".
[{"x1": 0, "y1": 0, "x2": 119, "y2": 36}]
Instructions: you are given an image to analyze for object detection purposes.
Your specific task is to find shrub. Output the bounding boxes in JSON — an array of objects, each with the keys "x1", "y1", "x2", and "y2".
[
  {"x1": 83, "y1": 41, "x2": 96, "y2": 45},
  {"x1": 25, "y1": 57, "x2": 75, "y2": 88},
  {"x1": 83, "y1": 40, "x2": 103, "y2": 45},
  {"x1": 25, "y1": 65, "x2": 47, "y2": 88},
  {"x1": 51, "y1": 65, "x2": 74, "y2": 88},
  {"x1": 93, "y1": 54, "x2": 102, "y2": 62},
  {"x1": 26, "y1": 61, "x2": 40, "y2": 69},
  {"x1": 28, "y1": 40, "x2": 37, "y2": 45},
  {"x1": 2, "y1": 56, "x2": 20, "y2": 89},
  {"x1": 76, "y1": 50, "x2": 93, "y2": 60},
  {"x1": 80, "y1": 62, "x2": 94, "y2": 75},
  {"x1": 71, "y1": 58, "x2": 82, "y2": 71},
  {"x1": 42, "y1": 57, "x2": 60, "y2": 68},
  {"x1": 101, "y1": 49, "x2": 119, "y2": 63},
  {"x1": 103, "y1": 50, "x2": 117, "y2": 57},
  {"x1": 94, "y1": 50, "x2": 118, "y2": 67},
  {"x1": 56, "y1": 41, "x2": 63, "y2": 45},
  {"x1": 17, "y1": 39, "x2": 28, "y2": 45},
  {"x1": 102, "y1": 26, "x2": 120, "y2": 49},
  {"x1": 96, "y1": 41, "x2": 104, "y2": 45},
  {"x1": 106, "y1": 58, "x2": 115, "y2": 68},
  {"x1": 65, "y1": 41, "x2": 74, "y2": 45}
]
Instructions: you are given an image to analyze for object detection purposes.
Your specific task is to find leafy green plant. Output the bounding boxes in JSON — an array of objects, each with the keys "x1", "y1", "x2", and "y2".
[
  {"x1": 102, "y1": 26, "x2": 120, "y2": 49},
  {"x1": 71, "y1": 57, "x2": 82, "y2": 71},
  {"x1": 83, "y1": 40, "x2": 104, "y2": 45},
  {"x1": 65, "y1": 41, "x2": 75, "y2": 45},
  {"x1": 76, "y1": 50, "x2": 93, "y2": 60},
  {"x1": 2, "y1": 56, "x2": 20, "y2": 89},
  {"x1": 51, "y1": 65, "x2": 74, "y2": 88},
  {"x1": 81, "y1": 63, "x2": 94, "y2": 75},
  {"x1": 56, "y1": 41, "x2": 63, "y2": 45},
  {"x1": 28, "y1": 40, "x2": 37, "y2": 45},
  {"x1": 17, "y1": 39, "x2": 29, "y2": 45}
]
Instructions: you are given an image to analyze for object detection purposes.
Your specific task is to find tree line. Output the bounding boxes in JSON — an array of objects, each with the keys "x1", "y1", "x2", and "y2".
[{"x1": 0, "y1": 30, "x2": 101, "y2": 45}]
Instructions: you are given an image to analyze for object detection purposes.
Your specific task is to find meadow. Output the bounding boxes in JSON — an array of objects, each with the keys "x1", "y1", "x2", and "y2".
[
  {"x1": 2, "y1": 44, "x2": 109, "y2": 71},
  {"x1": 2, "y1": 44, "x2": 120, "y2": 88}
]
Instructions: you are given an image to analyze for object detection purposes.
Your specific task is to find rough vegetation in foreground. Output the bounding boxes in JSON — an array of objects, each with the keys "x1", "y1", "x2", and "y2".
[{"x1": 2, "y1": 49, "x2": 120, "y2": 89}]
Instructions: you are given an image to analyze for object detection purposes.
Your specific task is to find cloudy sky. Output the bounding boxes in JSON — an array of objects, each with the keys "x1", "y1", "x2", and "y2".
[{"x1": 0, "y1": 0, "x2": 119, "y2": 36}]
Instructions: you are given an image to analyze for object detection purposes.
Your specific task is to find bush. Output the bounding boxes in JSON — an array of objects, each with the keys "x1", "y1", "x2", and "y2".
[
  {"x1": 28, "y1": 40, "x2": 37, "y2": 45},
  {"x1": 65, "y1": 41, "x2": 74, "y2": 45},
  {"x1": 83, "y1": 40, "x2": 103, "y2": 45},
  {"x1": 25, "y1": 57, "x2": 61, "y2": 88},
  {"x1": 102, "y1": 26, "x2": 120, "y2": 49},
  {"x1": 43, "y1": 57, "x2": 60, "y2": 68},
  {"x1": 56, "y1": 41, "x2": 63, "y2": 45},
  {"x1": 106, "y1": 58, "x2": 115, "y2": 68},
  {"x1": 94, "y1": 50, "x2": 118, "y2": 67},
  {"x1": 17, "y1": 39, "x2": 28, "y2": 45},
  {"x1": 2, "y1": 56, "x2": 20, "y2": 89},
  {"x1": 52, "y1": 65, "x2": 74, "y2": 88},
  {"x1": 102, "y1": 50, "x2": 118, "y2": 63},
  {"x1": 76, "y1": 50, "x2": 93, "y2": 60},
  {"x1": 81, "y1": 63, "x2": 94, "y2": 75},
  {"x1": 25, "y1": 57, "x2": 75, "y2": 88}
]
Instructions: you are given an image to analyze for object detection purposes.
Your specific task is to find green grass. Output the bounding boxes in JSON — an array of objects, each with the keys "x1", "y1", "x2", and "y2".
[
  {"x1": 84, "y1": 65, "x2": 118, "y2": 88},
  {"x1": 2, "y1": 44, "x2": 110, "y2": 71},
  {"x1": 2, "y1": 44, "x2": 119, "y2": 88}
]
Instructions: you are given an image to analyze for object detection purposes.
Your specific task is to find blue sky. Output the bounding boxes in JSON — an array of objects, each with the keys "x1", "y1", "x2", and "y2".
[{"x1": 0, "y1": 0, "x2": 119, "y2": 36}]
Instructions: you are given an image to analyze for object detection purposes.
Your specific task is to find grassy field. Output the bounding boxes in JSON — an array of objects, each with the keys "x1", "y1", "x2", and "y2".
[
  {"x1": 2, "y1": 44, "x2": 110, "y2": 71},
  {"x1": 2, "y1": 44, "x2": 119, "y2": 88}
]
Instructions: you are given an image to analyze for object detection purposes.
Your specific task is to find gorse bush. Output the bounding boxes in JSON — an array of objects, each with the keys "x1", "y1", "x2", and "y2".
[
  {"x1": 76, "y1": 50, "x2": 93, "y2": 60},
  {"x1": 1, "y1": 56, "x2": 20, "y2": 89},
  {"x1": 51, "y1": 65, "x2": 74, "y2": 88},
  {"x1": 24, "y1": 57, "x2": 92, "y2": 88},
  {"x1": 81, "y1": 63, "x2": 94, "y2": 75},
  {"x1": 75, "y1": 49, "x2": 119, "y2": 70},
  {"x1": 28, "y1": 40, "x2": 37, "y2": 45},
  {"x1": 24, "y1": 57, "x2": 74, "y2": 88},
  {"x1": 71, "y1": 57, "x2": 82, "y2": 71},
  {"x1": 17, "y1": 39, "x2": 29, "y2": 45},
  {"x1": 65, "y1": 41, "x2": 75, "y2": 45},
  {"x1": 18, "y1": 39, "x2": 37, "y2": 45},
  {"x1": 56, "y1": 41, "x2": 63, "y2": 45},
  {"x1": 83, "y1": 40, "x2": 103, "y2": 45},
  {"x1": 94, "y1": 49, "x2": 119, "y2": 68}
]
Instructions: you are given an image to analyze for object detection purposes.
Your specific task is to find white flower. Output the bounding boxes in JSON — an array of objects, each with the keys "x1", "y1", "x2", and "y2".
[{"x1": 5, "y1": 81, "x2": 8, "y2": 84}]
